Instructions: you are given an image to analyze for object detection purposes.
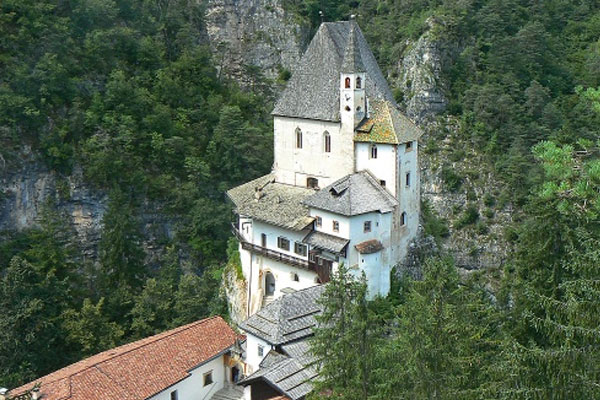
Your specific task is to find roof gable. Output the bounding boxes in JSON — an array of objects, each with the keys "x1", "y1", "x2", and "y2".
[
  {"x1": 239, "y1": 285, "x2": 325, "y2": 345},
  {"x1": 272, "y1": 21, "x2": 396, "y2": 121},
  {"x1": 10, "y1": 317, "x2": 237, "y2": 400},
  {"x1": 302, "y1": 171, "x2": 398, "y2": 216}
]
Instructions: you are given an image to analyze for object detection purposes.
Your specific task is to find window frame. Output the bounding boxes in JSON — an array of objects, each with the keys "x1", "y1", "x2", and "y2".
[
  {"x1": 324, "y1": 131, "x2": 331, "y2": 153},
  {"x1": 258, "y1": 345, "x2": 264, "y2": 357},
  {"x1": 261, "y1": 233, "x2": 267, "y2": 247},
  {"x1": 356, "y1": 76, "x2": 362, "y2": 88},
  {"x1": 294, "y1": 242, "x2": 308, "y2": 257},
  {"x1": 364, "y1": 221, "x2": 371, "y2": 233},
  {"x1": 405, "y1": 172, "x2": 411, "y2": 187},
  {"x1": 370, "y1": 144, "x2": 377, "y2": 159},
  {"x1": 332, "y1": 220, "x2": 340, "y2": 232},
  {"x1": 170, "y1": 390, "x2": 178, "y2": 400},
  {"x1": 203, "y1": 371, "x2": 213, "y2": 387},
  {"x1": 295, "y1": 127, "x2": 302, "y2": 149},
  {"x1": 401, "y1": 212, "x2": 407, "y2": 226},
  {"x1": 345, "y1": 77, "x2": 351, "y2": 88},
  {"x1": 277, "y1": 236, "x2": 290, "y2": 251},
  {"x1": 315, "y1": 216, "x2": 322, "y2": 228},
  {"x1": 405, "y1": 141, "x2": 413, "y2": 151}
]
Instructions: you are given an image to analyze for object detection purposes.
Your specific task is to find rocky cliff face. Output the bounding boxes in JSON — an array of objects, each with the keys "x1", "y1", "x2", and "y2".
[
  {"x1": 0, "y1": 147, "x2": 175, "y2": 265},
  {"x1": 395, "y1": 17, "x2": 456, "y2": 124},
  {"x1": 204, "y1": 0, "x2": 308, "y2": 85},
  {"x1": 393, "y1": 19, "x2": 513, "y2": 271}
]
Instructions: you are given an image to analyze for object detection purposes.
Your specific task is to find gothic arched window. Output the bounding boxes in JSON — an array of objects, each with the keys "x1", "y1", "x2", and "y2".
[
  {"x1": 356, "y1": 76, "x2": 362, "y2": 88},
  {"x1": 324, "y1": 131, "x2": 331, "y2": 153},
  {"x1": 370, "y1": 144, "x2": 378, "y2": 159},
  {"x1": 345, "y1": 77, "x2": 351, "y2": 88},
  {"x1": 295, "y1": 127, "x2": 302, "y2": 149}
]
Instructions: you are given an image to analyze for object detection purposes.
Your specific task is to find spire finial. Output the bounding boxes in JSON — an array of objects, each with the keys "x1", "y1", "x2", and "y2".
[{"x1": 341, "y1": 17, "x2": 365, "y2": 73}]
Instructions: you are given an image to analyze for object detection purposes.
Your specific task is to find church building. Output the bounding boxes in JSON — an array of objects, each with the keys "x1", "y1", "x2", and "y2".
[{"x1": 228, "y1": 18, "x2": 422, "y2": 316}]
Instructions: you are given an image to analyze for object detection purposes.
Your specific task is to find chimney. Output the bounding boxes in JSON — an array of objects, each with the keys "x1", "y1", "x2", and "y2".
[
  {"x1": 0, "y1": 388, "x2": 8, "y2": 400},
  {"x1": 254, "y1": 187, "x2": 263, "y2": 201},
  {"x1": 31, "y1": 383, "x2": 41, "y2": 400}
]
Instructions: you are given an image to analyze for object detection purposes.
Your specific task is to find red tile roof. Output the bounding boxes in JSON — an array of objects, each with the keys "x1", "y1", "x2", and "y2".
[{"x1": 10, "y1": 316, "x2": 237, "y2": 400}]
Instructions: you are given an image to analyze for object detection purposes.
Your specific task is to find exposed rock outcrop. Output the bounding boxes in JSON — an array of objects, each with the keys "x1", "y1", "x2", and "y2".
[
  {"x1": 396, "y1": 17, "x2": 457, "y2": 123},
  {"x1": 204, "y1": 0, "x2": 308, "y2": 85},
  {"x1": 0, "y1": 147, "x2": 175, "y2": 265}
]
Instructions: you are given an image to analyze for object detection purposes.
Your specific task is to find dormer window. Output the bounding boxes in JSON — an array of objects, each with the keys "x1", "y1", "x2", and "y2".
[
  {"x1": 324, "y1": 131, "x2": 331, "y2": 153},
  {"x1": 296, "y1": 127, "x2": 302, "y2": 149},
  {"x1": 345, "y1": 77, "x2": 351, "y2": 88},
  {"x1": 356, "y1": 76, "x2": 362, "y2": 88},
  {"x1": 370, "y1": 144, "x2": 378, "y2": 159}
]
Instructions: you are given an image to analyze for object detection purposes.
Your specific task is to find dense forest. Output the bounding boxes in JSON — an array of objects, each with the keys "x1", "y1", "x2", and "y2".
[{"x1": 1, "y1": 0, "x2": 600, "y2": 397}]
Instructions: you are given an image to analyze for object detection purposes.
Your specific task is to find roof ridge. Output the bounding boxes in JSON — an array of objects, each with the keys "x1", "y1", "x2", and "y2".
[{"x1": 27, "y1": 317, "x2": 222, "y2": 390}]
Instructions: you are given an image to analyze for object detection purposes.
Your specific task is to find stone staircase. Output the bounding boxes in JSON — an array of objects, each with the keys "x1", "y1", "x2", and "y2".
[{"x1": 211, "y1": 384, "x2": 244, "y2": 400}]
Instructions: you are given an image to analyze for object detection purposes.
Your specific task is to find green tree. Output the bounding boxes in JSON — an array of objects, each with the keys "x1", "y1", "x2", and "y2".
[
  {"x1": 310, "y1": 265, "x2": 378, "y2": 400},
  {"x1": 376, "y1": 257, "x2": 502, "y2": 400}
]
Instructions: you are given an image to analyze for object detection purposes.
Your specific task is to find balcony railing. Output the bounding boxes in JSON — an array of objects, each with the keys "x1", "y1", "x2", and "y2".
[
  {"x1": 231, "y1": 223, "x2": 330, "y2": 281},
  {"x1": 241, "y1": 241, "x2": 316, "y2": 272}
]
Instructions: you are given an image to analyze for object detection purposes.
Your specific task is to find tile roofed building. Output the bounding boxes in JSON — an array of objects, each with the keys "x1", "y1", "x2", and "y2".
[
  {"x1": 302, "y1": 171, "x2": 398, "y2": 216},
  {"x1": 227, "y1": 174, "x2": 315, "y2": 231},
  {"x1": 8, "y1": 316, "x2": 239, "y2": 400},
  {"x1": 271, "y1": 21, "x2": 396, "y2": 122},
  {"x1": 239, "y1": 285, "x2": 325, "y2": 346}
]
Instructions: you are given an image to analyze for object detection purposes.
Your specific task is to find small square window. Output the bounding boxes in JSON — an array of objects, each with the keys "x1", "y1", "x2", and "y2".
[
  {"x1": 364, "y1": 221, "x2": 371, "y2": 233},
  {"x1": 277, "y1": 237, "x2": 290, "y2": 251},
  {"x1": 380, "y1": 180, "x2": 386, "y2": 187},
  {"x1": 406, "y1": 141, "x2": 413, "y2": 151},
  {"x1": 294, "y1": 242, "x2": 307, "y2": 256},
  {"x1": 315, "y1": 216, "x2": 322, "y2": 227},
  {"x1": 332, "y1": 221, "x2": 339, "y2": 232},
  {"x1": 170, "y1": 390, "x2": 178, "y2": 400},
  {"x1": 258, "y1": 345, "x2": 264, "y2": 357},
  {"x1": 203, "y1": 371, "x2": 213, "y2": 386}
]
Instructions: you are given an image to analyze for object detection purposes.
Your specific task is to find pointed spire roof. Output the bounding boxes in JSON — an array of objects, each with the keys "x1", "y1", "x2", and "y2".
[
  {"x1": 272, "y1": 20, "x2": 396, "y2": 121},
  {"x1": 341, "y1": 18, "x2": 365, "y2": 73}
]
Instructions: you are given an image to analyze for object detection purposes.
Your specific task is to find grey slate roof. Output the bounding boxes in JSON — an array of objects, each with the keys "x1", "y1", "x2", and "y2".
[
  {"x1": 226, "y1": 174, "x2": 315, "y2": 231},
  {"x1": 302, "y1": 171, "x2": 398, "y2": 216},
  {"x1": 341, "y1": 20, "x2": 365, "y2": 73},
  {"x1": 303, "y1": 231, "x2": 349, "y2": 254},
  {"x1": 272, "y1": 21, "x2": 396, "y2": 122},
  {"x1": 242, "y1": 343, "x2": 317, "y2": 400},
  {"x1": 238, "y1": 285, "x2": 325, "y2": 346}
]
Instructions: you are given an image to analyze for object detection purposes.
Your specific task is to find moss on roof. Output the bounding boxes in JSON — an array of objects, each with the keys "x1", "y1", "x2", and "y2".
[{"x1": 355, "y1": 99, "x2": 422, "y2": 145}]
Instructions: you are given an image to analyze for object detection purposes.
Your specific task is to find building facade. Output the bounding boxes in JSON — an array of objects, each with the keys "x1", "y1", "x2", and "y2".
[{"x1": 228, "y1": 18, "x2": 422, "y2": 316}]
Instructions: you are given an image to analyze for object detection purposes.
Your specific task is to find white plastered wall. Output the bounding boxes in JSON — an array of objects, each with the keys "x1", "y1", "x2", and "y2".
[
  {"x1": 355, "y1": 143, "x2": 398, "y2": 197},
  {"x1": 273, "y1": 116, "x2": 354, "y2": 188},
  {"x1": 391, "y1": 141, "x2": 420, "y2": 265},
  {"x1": 148, "y1": 354, "x2": 226, "y2": 400},
  {"x1": 244, "y1": 333, "x2": 273, "y2": 374}
]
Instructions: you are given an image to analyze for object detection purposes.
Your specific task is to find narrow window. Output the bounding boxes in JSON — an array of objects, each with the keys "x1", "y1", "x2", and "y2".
[
  {"x1": 356, "y1": 76, "x2": 362, "y2": 88},
  {"x1": 345, "y1": 77, "x2": 351, "y2": 88},
  {"x1": 315, "y1": 216, "x2": 322, "y2": 227},
  {"x1": 380, "y1": 180, "x2": 386, "y2": 187},
  {"x1": 406, "y1": 141, "x2": 413, "y2": 151},
  {"x1": 333, "y1": 221, "x2": 339, "y2": 232},
  {"x1": 307, "y1": 177, "x2": 319, "y2": 189},
  {"x1": 295, "y1": 127, "x2": 302, "y2": 149},
  {"x1": 171, "y1": 390, "x2": 178, "y2": 400},
  {"x1": 292, "y1": 272, "x2": 299, "y2": 282},
  {"x1": 258, "y1": 345, "x2": 264, "y2": 357},
  {"x1": 405, "y1": 172, "x2": 411, "y2": 187},
  {"x1": 277, "y1": 237, "x2": 290, "y2": 251},
  {"x1": 203, "y1": 371, "x2": 213, "y2": 386},
  {"x1": 370, "y1": 144, "x2": 377, "y2": 159},
  {"x1": 294, "y1": 242, "x2": 307, "y2": 257},
  {"x1": 364, "y1": 221, "x2": 371, "y2": 233},
  {"x1": 261, "y1": 233, "x2": 267, "y2": 247},
  {"x1": 324, "y1": 131, "x2": 331, "y2": 153},
  {"x1": 401, "y1": 212, "x2": 407, "y2": 226}
]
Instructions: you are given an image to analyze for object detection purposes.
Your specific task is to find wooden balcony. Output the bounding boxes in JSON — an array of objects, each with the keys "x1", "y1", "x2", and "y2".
[{"x1": 240, "y1": 241, "x2": 316, "y2": 272}]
